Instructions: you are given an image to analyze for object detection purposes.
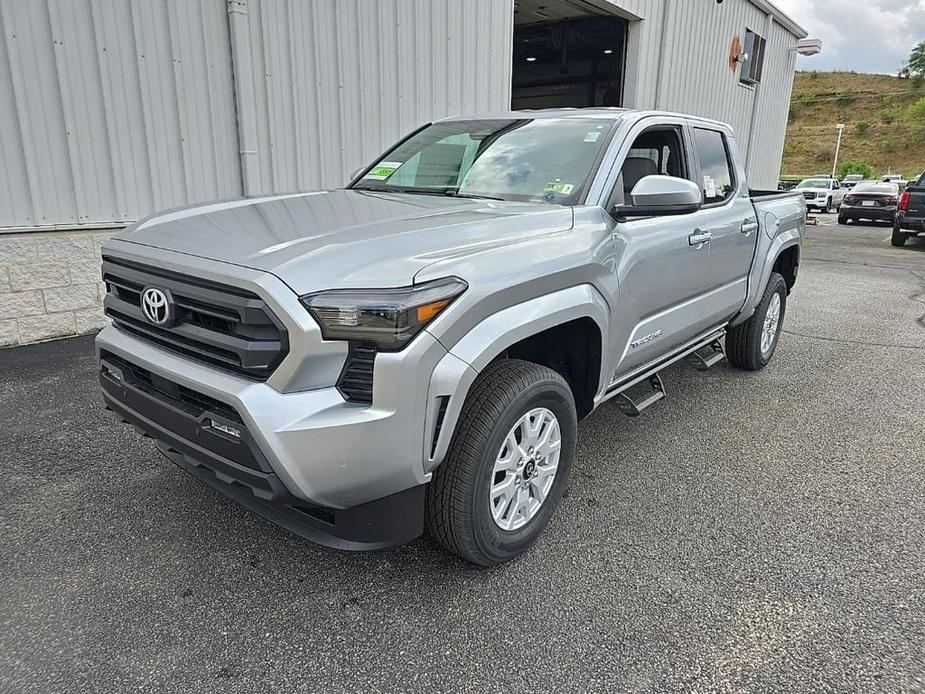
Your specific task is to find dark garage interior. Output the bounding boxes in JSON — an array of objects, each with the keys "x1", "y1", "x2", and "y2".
[{"x1": 512, "y1": 3, "x2": 627, "y2": 110}]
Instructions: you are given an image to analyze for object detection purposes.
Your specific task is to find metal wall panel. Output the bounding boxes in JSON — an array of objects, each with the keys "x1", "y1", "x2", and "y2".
[
  {"x1": 0, "y1": 0, "x2": 240, "y2": 229},
  {"x1": 244, "y1": 0, "x2": 513, "y2": 195}
]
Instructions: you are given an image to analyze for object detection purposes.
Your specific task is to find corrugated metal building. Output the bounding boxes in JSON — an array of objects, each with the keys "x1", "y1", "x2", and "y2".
[{"x1": 0, "y1": 0, "x2": 806, "y2": 345}]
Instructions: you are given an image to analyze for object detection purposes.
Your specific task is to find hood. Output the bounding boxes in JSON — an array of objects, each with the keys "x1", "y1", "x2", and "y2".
[{"x1": 114, "y1": 190, "x2": 573, "y2": 295}]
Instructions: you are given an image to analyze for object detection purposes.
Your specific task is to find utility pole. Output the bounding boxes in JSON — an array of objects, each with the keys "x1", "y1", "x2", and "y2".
[{"x1": 832, "y1": 123, "x2": 845, "y2": 179}]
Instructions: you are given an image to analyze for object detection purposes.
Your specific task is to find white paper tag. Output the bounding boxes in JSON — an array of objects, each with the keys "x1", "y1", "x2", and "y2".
[
  {"x1": 584, "y1": 131, "x2": 602, "y2": 143},
  {"x1": 704, "y1": 175, "x2": 717, "y2": 199}
]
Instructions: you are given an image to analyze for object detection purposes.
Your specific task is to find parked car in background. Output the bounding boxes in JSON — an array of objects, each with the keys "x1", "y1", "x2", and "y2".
[
  {"x1": 95, "y1": 109, "x2": 806, "y2": 565},
  {"x1": 893, "y1": 171, "x2": 925, "y2": 246},
  {"x1": 796, "y1": 177, "x2": 845, "y2": 212},
  {"x1": 880, "y1": 174, "x2": 908, "y2": 189},
  {"x1": 841, "y1": 174, "x2": 864, "y2": 189},
  {"x1": 838, "y1": 182, "x2": 900, "y2": 225}
]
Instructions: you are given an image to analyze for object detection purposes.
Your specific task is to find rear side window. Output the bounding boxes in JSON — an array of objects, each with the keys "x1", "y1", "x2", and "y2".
[{"x1": 693, "y1": 128, "x2": 736, "y2": 205}]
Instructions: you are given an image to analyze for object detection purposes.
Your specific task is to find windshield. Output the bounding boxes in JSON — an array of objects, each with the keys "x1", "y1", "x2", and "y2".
[
  {"x1": 351, "y1": 118, "x2": 617, "y2": 204},
  {"x1": 797, "y1": 179, "x2": 830, "y2": 189}
]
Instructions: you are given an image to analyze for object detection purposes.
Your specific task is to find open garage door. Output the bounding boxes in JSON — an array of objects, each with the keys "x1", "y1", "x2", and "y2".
[{"x1": 512, "y1": 0, "x2": 628, "y2": 109}]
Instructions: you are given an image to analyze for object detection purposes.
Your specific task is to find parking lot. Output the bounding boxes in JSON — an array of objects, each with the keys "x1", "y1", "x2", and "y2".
[{"x1": 1, "y1": 218, "x2": 923, "y2": 693}]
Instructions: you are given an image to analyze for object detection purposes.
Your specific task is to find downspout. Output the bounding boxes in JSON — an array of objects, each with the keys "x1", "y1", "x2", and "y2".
[
  {"x1": 744, "y1": 12, "x2": 775, "y2": 179},
  {"x1": 653, "y1": 0, "x2": 674, "y2": 109},
  {"x1": 226, "y1": 0, "x2": 260, "y2": 196}
]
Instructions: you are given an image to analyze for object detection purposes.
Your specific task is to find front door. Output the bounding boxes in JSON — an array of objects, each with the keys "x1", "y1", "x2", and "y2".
[{"x1": 607, "y1": 125, "x2": 713, "y2": 381}]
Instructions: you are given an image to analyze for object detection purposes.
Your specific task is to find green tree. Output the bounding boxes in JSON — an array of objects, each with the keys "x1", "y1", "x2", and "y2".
[
  {"x1": 838, "y1": 160, "x2": 874, "y2": 179},
  {"x1": 902, "y1": 41, "x2": 925, "y2": 77}
]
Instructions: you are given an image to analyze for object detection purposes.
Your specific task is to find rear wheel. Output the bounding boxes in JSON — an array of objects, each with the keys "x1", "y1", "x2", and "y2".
[
  {"x1": 891, "y1": 225, "x2": 908, "y2": 247},
  {"x1": 726, "y1": 273, "x2": 787, "y2": 371},
  {"x1": 425, "y1": 359, "x2": 577, "y2": 566}
]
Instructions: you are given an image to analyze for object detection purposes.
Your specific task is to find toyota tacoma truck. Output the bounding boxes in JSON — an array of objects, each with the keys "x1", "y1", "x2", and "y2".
[{"x1": 97, "y1": 110, "x2": 805, "y2": 566}]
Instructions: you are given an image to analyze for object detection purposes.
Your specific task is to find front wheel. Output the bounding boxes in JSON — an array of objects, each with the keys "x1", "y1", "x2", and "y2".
[
  {"x1": 823, "y1": 198, "x2": 832, "y2": 213},
  {"x1": 425, "y1": 359, "x2": 577, "y2": 566},
  {"x1": 726, "y1": 273, "x2": 788, "y2": 371},
  {"x1": 838, "y1": 215, "x2": 848, "y2": 225},
  {"x1": 891, "y1": 225, "x2": 908, "y2": 247}
]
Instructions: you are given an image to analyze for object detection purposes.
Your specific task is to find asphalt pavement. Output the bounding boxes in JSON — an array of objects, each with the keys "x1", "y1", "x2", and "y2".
[{"x1": 1, "y1": 218, "x2": 923, "y2": 693}]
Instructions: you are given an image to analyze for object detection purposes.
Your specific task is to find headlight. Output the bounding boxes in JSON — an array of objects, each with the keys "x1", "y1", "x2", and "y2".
[{"x1": 300, "y1": 277, "x2": 467, "y2": 350}]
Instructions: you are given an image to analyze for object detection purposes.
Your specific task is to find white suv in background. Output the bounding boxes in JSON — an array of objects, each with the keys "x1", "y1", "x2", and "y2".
[{"x1": 795, "y1": 177, "x2": 845, "y2": 213}]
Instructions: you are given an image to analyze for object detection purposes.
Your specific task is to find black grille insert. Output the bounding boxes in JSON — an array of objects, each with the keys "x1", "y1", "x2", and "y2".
[
  {"x1": 102, "y1": 256, "x2": 288, "y2": 379},
  {"x1": 337, "y1": 342, "x2": 376, "y2": 404}
]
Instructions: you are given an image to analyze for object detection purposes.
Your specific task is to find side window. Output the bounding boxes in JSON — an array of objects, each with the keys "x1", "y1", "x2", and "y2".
[
  {"x1": 693, "y1": 128, "x2": 736, "y2": 205},
  {"x1": 610, "y1": 127, "x2": 688, "y2": 208}
]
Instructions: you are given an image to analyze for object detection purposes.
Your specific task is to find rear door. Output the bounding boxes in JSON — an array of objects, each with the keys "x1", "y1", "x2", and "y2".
[{"x1": 687, "y1": 126, "x2": 757, "y2": 325}]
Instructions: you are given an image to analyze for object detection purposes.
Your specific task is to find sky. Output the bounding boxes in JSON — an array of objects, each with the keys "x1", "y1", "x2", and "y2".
[{"x1": 773, "y1": 0, "x2": 925, "y2": 74}]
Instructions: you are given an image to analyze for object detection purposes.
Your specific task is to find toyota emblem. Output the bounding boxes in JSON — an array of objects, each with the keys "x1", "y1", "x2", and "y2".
[{"x1": 141, "y1": 287, "x2": 173, "y2": 326}]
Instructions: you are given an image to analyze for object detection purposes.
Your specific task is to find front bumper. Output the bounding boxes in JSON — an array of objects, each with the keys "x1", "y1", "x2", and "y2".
[{"x1": 96, "y1": 323, "x2": 448, "y2": 549}]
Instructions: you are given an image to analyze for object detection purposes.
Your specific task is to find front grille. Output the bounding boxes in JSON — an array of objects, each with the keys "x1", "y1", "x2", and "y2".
[
  {"x1": 101, "y1": 351, "x2": 241, "y2": 422},
  {"x1": 337, "y1": 342, "x2": 376, "y2": 404},
  {"x1": 102, "y1": 256, "x2": 287, "y2": 379},
  {"x1": 802, "y1": 192, "x2": 815, "y2": 200},
  {"x1": 100, "y1": 351, "x2": 268, "y2": 473}
]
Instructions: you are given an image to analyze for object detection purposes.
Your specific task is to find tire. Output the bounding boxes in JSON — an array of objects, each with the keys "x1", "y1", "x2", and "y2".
[
  {"x1": 891, "y1": 226, "x2": 908, "y2": 247},
  {"x1": 837, "y1": 215, "x2": 848, "y2": 225},
  {"x1": 425, "y1": 359, "x2": 577, "y2": 566},
  {"x1": 823, "y1": 198, "x2": 832, "y2": 213},
  {"x1": 726, "y1": 272, "x2": 788, "y2": 371}
]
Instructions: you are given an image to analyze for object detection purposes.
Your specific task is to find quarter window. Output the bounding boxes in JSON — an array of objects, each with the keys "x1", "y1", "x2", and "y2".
[{"x1": 693, "y1": 128, "x2": 736, "y2": 205}]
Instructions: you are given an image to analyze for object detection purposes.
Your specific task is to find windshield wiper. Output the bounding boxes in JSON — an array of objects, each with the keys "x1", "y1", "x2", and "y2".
[
  {"x1": 443, "y1": 189, "x2": 506, "y2": 201},
  {"x1": 352, "y1": 184, "x2": 505, "y2": 201}
]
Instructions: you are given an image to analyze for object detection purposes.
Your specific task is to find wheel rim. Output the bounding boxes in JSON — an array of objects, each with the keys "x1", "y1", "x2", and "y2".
[
  {"x1": 488, "y1": 407, "x2": 561, "y2": 531},
  {"x1": 761, "y1": 293, "x2": 782, "y2": 356}
]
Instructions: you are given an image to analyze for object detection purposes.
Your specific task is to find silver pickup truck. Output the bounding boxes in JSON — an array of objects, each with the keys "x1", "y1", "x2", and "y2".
[{"x1": 97, "y1": 109, "x2": 805, "y2": 565}]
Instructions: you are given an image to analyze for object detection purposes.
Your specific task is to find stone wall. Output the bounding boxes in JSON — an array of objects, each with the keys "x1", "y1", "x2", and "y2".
[{"x1": 0, "y1": 230, "x2": 114, "y2": 347}]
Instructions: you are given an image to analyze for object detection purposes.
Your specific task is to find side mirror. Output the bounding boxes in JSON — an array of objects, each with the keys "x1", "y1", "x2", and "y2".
[{"x1": 616, "y1": 175, "x2": 702, "y2": 218}]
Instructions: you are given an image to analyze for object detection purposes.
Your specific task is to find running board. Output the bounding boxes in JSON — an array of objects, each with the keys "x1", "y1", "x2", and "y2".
[
  {"x1": 685, "y1": 338, "x2": 726, "y2": 371},
  {"x1": 613, "y1": 373, "x2": 665, "y2": 417}
]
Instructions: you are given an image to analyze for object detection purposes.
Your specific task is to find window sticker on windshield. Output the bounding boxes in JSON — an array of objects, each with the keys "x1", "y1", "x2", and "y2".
[
  {"x1": 584, "y1": 131, "x2": 602, "y2": 143},
  {"x1": 364, "y1": 161, "x2": 403, "y2": 180},
  {"x1": 545, "y1": 182, "x2": 575, "y2": 195}
]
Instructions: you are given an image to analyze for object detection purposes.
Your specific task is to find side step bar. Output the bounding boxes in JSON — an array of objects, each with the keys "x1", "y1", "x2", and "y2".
[
  {"x1": 613, "y1": 373, "x2": 665, "y2": 417},
  {"x1": 685, "y1": 338, "x2": 726, "y2": 371},
  {"x1": 603, "y1": 329, "x2": 727, "y2": 417}
]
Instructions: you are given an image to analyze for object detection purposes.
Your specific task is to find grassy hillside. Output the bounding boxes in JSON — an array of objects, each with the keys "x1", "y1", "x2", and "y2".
[{"x1": 782, "y1": 71, "x2": 925, "y2": 180}]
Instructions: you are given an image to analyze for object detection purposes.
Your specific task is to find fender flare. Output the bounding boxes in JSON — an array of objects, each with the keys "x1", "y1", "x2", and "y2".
[
  {"x1": 422, "y1": 284, "x2": 609, "y2": 471},
  {"x1": 733, "y1": 230, "x2": 802, "y2": 326}
]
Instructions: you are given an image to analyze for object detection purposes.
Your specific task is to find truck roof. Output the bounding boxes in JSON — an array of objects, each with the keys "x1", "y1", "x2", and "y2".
[{"x1": 437, "y1": 108, "x2": 732, "y2": 130}]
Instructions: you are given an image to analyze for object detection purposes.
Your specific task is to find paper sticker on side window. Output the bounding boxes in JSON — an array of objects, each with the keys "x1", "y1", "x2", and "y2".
[{"x1": 364, "y1": 161, "x2": 403, "y2": 180}]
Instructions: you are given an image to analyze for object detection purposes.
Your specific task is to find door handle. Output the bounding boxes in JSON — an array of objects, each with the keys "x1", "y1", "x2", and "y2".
[
  {"x1": 741, "y1": 219, "x2": 760, "y2": 235},
  {"x1": 688, "y1": 230, "x2": 712, "y2": 246}
]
